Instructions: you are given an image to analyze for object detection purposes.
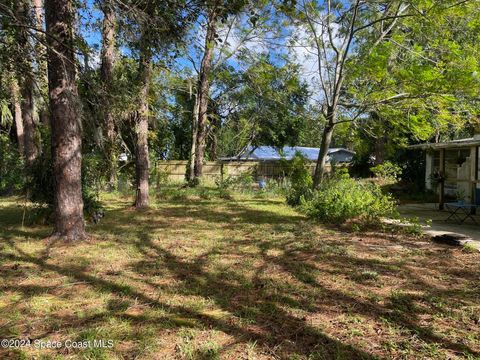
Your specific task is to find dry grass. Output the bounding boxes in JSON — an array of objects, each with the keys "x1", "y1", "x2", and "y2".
[{"x1": 0, "y1": 191, "x2": 479, "y2": 359}]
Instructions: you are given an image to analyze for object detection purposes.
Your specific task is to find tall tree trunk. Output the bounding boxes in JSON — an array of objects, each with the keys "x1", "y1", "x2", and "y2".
[
  {"x1": 188, "y1": 93, "x2": 199, "y2": 182},
  {"x1": 16, "y1": 1, "x2": 39, "y2": 166},
  {"x1": 21, "y1": 73, "x2": 38, "y2": 165},
  {"x1": 209, "y1": 116, "x2": 219, "y2": 161},
  {"x1": 45, "y1": 0, "x2": 86, "y2": 240},
  {"x1": 313, "y1": 108, "x2": 336, "y2": 188},
  {"x1": 33, "y1": 0, "x2": 43, "y2": 30},
  {"x1": 100, "y1": 0, "x2": 117, "y2": 190},
  {"x1": 370, "y1": 111, "x2": 386, "y2": 165},
  {"x1": 373, "y1": 135, "x2": 386, "y2": 165},
  {"x1": 33, "y1": 0, "x2": 50, "y2": 126},
  {"x1": 193, "y1": 11, "x2": 216, "y2": 181},
  {"x1": 135, "y1": 34, "x2": 151, "y2": 208},
  {"x1": 10, "y1": 80, "x2": 24, "y2": 155},
  {"x1": 33, "y1": 0, "x2": 48, "y2": 86}
]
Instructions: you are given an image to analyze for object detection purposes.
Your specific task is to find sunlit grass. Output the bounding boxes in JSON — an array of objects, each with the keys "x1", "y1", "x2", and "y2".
[{"x1": 0, "y1": 191, "x2": 479, "y2": 359}]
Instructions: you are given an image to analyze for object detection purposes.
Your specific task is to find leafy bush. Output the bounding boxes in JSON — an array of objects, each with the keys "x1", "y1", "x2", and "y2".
[
  {"x1": 153, "y1": 168, "x2": 170, "y2": 189},
  {"x1": 26, "y1": 151, "x2": 54, "y2": 206},
  {"x1": 215, "y1": 171, "x2": 253, "y2": 193},
  {"x1": 394, "y1": 148, "x2": 426, "y2": 192},
  {"x1": 214, "y1": 176, "x2": 232, "y2": 191},
  {"x1": 198, "y1": 187, "x2": 215, "y2": 199},
  {"x1": 26, "y1": 151, "x2": 104, "y2": 223},
  {"x1": 284, "y1": 152, "x2": 313, "y2": 206},
  {"x1": 300, "y1": 178, "x2": 396, "y2": 224},
  {"x1": 81, "y1": 154, "x2": 105, "y2": 218},
  {"x1": 397, "y1": 216, "x2": 424, "y2": 236},
  {"x1": 157, "y1": 184, "x2": 232, "y2": 201},
  {"x1": 230, "y1": 171, "x2": 254, "y2": 191},
  {"x1": 157, "y1": 186, "x2": 189, "y2": 201},
  {"x1": 330, "y1": 167, "x2": 350, "y2": 180},
  {"x1": 0, "y1": 134, "x2": 25, "y2": 194},
  {"x1": 261, "y1": 178, "x2": 290, "y2": 196},
  {"x1": 462, "y1": 243, "x2": 478, "y2": 253},
  {"x1": 370, "y1": 161, "x2": 402, "y2": 181}
]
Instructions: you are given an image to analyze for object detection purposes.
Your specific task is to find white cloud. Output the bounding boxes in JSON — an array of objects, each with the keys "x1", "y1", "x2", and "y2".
[
  {"x1": 214, "y1": 15, "x2": 269, "y2": 67},
  {"x1": 88, "y1": 50, "x2": 101, "y2": 69},
  {"x1": 288, "y1": 16, "x2": 343, "y2": 104}
]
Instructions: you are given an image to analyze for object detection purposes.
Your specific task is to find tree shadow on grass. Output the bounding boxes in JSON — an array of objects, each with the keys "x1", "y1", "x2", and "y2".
[
  {"x1": 141, "y1": 199, "x2": 479, "y2": 357},
  {"x1": 0, "y1": 236, "x2": 379, "y2": 359},
  {"x1": 132, "y1": 225, "x2": 479, "y2": 358},
  {"x1": 0, "y1": 197, "x2": 479, "y2": 358},
  {"x1": 258, "y1": 239, "x2": 479, "y2": 357}
]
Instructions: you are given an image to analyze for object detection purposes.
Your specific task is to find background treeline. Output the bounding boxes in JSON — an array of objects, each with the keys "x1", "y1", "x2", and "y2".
[{"x1": 0, "y1": 0, "x2": 478, "y2": 240}]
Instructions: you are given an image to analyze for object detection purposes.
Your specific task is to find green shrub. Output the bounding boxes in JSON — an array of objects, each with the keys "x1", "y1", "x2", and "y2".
[
  {"x1": 398, "y1": 216, "x2": 424, "y2": 236},
  {"x1": 300, "y1": 178, "x2": 397, "y2": 224},
  {"x1": 462, "y1": 243, "x2": 478, "y2": 253},
  {"x1": 284, "y1": 152, "x2": 313, "y2": 206},
  {"x1": 26, "y1": 151, "x2": 104, "y2": 223},
  {"x1": 0, "y1": 134, "x2": 25, "y2": 194},
  {"x1": 234, "y1": 171, "x2": 254, "y2": 190},
  {"x1": 262, "y1": 178, "x2": 289, "y2": 196},
  {"x1": 215, "y1": 176, "x2": 233, "y2": 191},
  {"x1": 25, "y1": 151, "x2": 54, "y2": 207},
  {"x1": 370, "y1": 161, "x2": 402, "y2": 181},
  {"x1": 198, "y1": 187, "x2": 214, "y2": 199},
  {"x1": 330, "y1": 167, "x2": 350, "y2": 180},
  {"x1": 158, "y1": 184, "x2": 232, "y2": 201},
  {"x1": 157, "y1": 186, "x2": 188, "y2": 201},
  {"x1": 215, "y1": 171, "x2": 253, "y2": 193},
  {"x1": 154, "y1": 168, "x2": 170, "y2": 189},
  {"x1": 217, "y1": 187, "x2": 231, "y2": 199}
]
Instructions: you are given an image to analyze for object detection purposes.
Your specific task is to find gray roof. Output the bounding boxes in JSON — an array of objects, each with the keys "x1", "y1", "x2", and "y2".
[
  {"x1": 409, "y1": 136, "x2": 480, "y2": 150},
  {"x1": 220, "y1": 146, "x2": 355, "y2": 162}
]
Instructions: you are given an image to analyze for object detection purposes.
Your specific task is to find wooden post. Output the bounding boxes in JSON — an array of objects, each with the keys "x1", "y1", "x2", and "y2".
[
  {"x1": 425, "y1": 151, "x2": 433, "y2": 190},
  {"x1": 474, "y1": 146, "x2": 479, "y2": 213},
  {"x1": 439, "y1": 148, "x2": 445, "y2": 210},
  {"x1": 470, "y1": 146, "x2": 477, "y2": 213},
  {"x1": 476, "y1": 145, "x2": 479, "y2": 183}
]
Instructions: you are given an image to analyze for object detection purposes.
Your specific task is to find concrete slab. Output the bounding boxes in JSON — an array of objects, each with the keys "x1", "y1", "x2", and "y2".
[{"x1": 397, "y1": 203, "x2": 480, "y2": 250}]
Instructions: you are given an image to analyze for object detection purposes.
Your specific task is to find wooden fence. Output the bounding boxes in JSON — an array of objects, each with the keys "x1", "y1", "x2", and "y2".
[{"x1": 156, "y1": 160, "x2": 339, "y2": 183}]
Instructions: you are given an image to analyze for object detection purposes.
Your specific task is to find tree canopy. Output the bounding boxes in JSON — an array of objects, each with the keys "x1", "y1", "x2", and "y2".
[{"x1": 0, "y1": 0, "x2": 478, "y2": 239}]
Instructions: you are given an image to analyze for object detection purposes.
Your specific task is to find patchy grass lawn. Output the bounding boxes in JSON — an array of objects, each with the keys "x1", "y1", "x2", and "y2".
[{"x1": 0, "y1": 192, "x2": 479, "y2": 360}]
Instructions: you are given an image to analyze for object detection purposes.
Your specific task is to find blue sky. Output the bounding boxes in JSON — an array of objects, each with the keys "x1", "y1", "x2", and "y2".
[
  {"x1": 77, "y1": 0, "x2": 292, "y2": 74},
  {"x1": 78, "y1": 0, "x2": 102, "y2": 49},
  {"x1": 76, "y1": 0, "x2": 329, "y2": 108}
]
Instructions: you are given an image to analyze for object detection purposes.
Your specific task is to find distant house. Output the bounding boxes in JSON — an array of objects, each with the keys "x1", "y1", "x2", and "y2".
[
  {"x1": 156, "y1": 146, "x2": 355, "y2": 183},
  {"x1": 220, "y1": 146, "x2": 355, "y2": 163},
  {"x1": 410, "y1": 134, "x2": 480, "y2": 208}
]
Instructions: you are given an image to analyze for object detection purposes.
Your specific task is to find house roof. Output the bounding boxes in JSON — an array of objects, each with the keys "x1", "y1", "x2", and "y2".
[
  {"x1": 409, "y1": 136, "x2": 480, "y2": 150},
  {"x1": 220, "y1": 146, "x2": 355, "y2": 161}
]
